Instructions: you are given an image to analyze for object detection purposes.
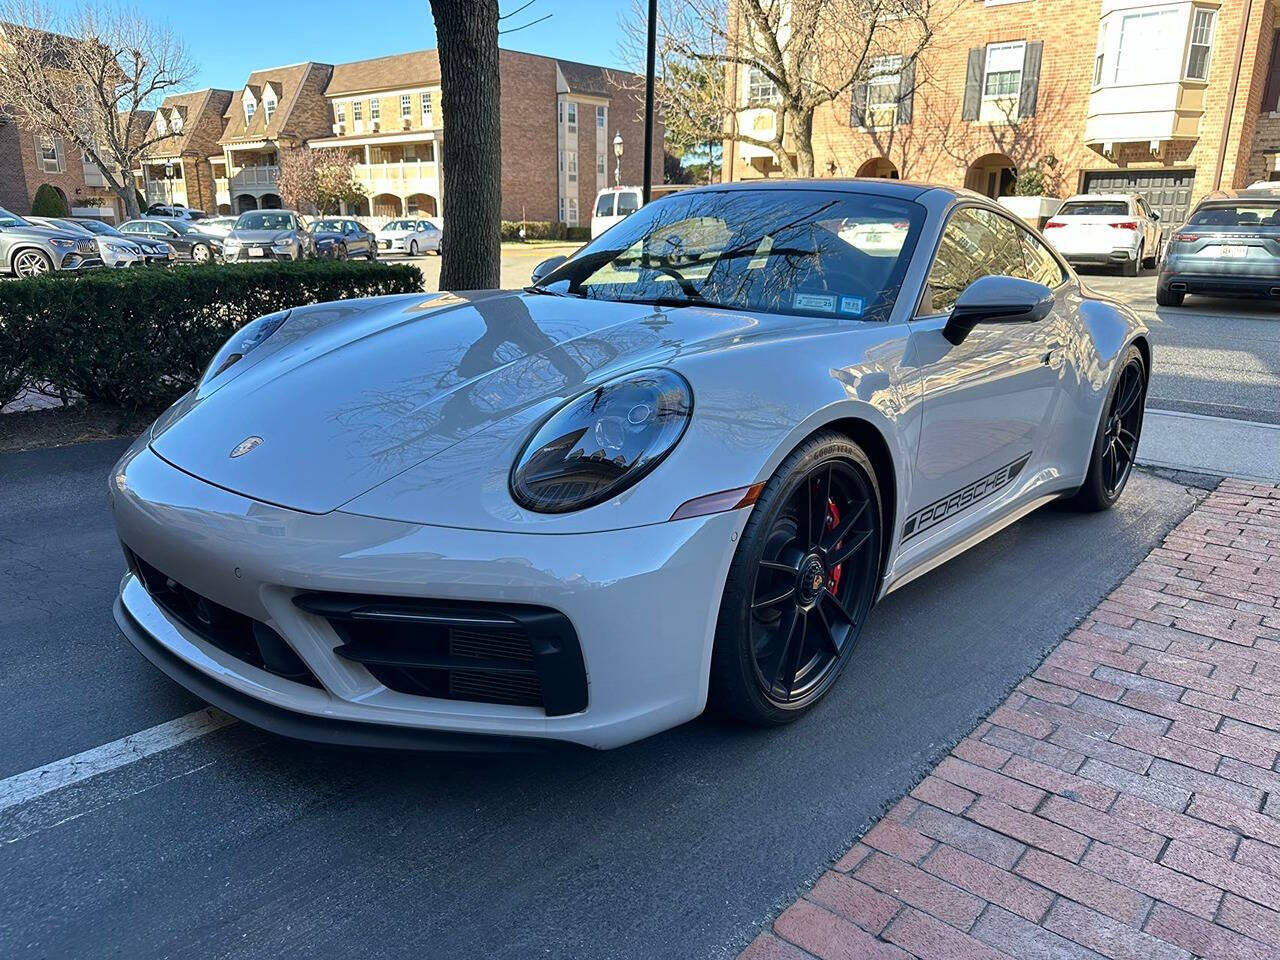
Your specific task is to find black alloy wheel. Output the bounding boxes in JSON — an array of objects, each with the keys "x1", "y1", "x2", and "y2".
[
  {"x1": 710, "y1": 432, "x2": 882, "y2": 724},
  {"x1": 1101, "y1": 355, "x2": 1144, "y2": 498},
  {"x1": 1068, "y1": 345, "x2": 1147, "y2": 511}
]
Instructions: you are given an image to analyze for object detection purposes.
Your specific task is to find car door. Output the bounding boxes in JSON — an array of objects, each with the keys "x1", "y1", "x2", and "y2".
[
  {"x1": 343, "y1": 221, "x2": 366, "y2": 256},
  {"x1": 899, "y1": 205, "x2": 1073, "y2": 552},
  {"x1": 157, "y1": 223, "x2": 189, "y2": 257}
]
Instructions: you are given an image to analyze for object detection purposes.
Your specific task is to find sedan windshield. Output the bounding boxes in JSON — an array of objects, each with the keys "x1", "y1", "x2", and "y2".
[
  {"x1": 236, "y1": 212, "x2": 296, "y2": 231},
  {"x1": 73, "y1": 219, "x2": 121, "y2": 237},
  {"x1": 534, "y1": 188, "x2": 925, "y2": 320},
  {"x1": 383, "y1": 220, "x2": 415, "y2": 231},
  {"x1": 312, "y1": 219, "x2": 346, "y2": 232}
]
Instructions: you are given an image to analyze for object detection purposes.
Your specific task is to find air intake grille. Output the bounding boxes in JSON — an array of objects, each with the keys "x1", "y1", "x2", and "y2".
[{"x1": 292, "y1": 593, "x2": 587, "y2": 716}]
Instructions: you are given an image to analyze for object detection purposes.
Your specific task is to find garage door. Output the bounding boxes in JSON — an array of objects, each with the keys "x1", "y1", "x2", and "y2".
[{"x1": 1081, "y1": 170, "x2": 1195, "y2": 225}]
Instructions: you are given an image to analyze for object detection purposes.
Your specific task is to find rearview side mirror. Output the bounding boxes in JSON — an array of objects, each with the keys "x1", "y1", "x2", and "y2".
[
  {"x1": 1151, "y1": 211, "x2": 1161, "y2": 221},
  {"x1": 943, "y1": 275, "x2": 1054, "y2": 346},
  {"x1": 531, "y1": 255, "x2": 568, "y2": 284}
]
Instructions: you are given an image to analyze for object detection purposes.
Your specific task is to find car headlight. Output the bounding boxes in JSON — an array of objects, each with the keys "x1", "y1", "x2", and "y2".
[
  {"x1": 223, "y1": 238, "x2": 241, "y2": 248},
  {"x1": 199, "y1": 309, "x2": 291, "y2": 386},
  {"x1": 49, "y1": 238, "x2": 76, "y2": 249},
  {"x1": 510, "y1": 368, "x2": 692, "y2": 513}
]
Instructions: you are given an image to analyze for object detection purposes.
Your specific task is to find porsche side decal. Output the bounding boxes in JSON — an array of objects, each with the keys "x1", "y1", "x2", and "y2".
[{"x1": 901, "y1": 452, "x2": 1032, "y2": 542}]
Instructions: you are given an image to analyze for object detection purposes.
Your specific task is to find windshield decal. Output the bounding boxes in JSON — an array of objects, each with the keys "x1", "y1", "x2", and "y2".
[{"x1": 793, "y1": 292, "x2": 836, "y2": 312}]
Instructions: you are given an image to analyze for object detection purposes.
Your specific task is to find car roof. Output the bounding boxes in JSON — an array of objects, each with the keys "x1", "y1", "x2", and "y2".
[{"x1": 668, "y1": 178, "x2": 953, "y2": 202}]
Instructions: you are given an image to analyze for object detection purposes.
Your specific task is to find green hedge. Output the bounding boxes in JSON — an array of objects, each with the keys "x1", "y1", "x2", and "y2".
[
  {"x1": 499, "y1": 220, "x2": 591, "y2": 243},
  {"x1": 0, "y1": 259, "x2": 423, "y2": 410}
]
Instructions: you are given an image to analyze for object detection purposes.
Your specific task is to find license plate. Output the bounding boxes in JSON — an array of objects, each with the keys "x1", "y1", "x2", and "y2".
[
  {"x1": 865, "y1": 233, "x2": 883, "y2": 244},
  {"x1": 1217, "y1": 245, "x2": 1248, "y2": 258},
  {"x1": 248, "y1": 247, "x2": 264, "y2": 257}
]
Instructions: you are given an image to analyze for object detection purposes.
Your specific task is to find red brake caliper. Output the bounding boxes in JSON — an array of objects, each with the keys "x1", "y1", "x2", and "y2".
[{"x1": 825, "y1": 498, "x2": 843, "y2": 594}]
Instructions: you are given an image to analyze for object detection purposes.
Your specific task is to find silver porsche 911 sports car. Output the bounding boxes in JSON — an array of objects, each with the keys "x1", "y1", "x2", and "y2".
[{"x1": 110, "y1": 180, "x2": 1149, "y2": 750}]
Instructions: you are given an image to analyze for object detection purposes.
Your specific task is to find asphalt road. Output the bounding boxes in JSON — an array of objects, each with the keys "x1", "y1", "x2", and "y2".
[
  {"x1": 1079, "y1": 268, "x2": 1280, "y2": 424},
  {"x1": 0, "y1": 439, "x2": 1201, "y2": 959}
]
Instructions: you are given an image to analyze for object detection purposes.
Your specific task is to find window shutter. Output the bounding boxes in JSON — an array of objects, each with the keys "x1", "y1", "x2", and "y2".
[
  {"x1": 1019, "y1": 41, "x2": 1044, "y2": 118},
  {"x1": 962, "y1": 48, "x2": 985, "y2": 121},
  {"x1": 849, "y1": 80, "x2": 869, "y2": 127},
  {"x1": 1262, "y1": 30, "x2": 1280, "y2": 114},
  {"x1": 897, "y1": 59, "x2": 916, "y2": 125}
]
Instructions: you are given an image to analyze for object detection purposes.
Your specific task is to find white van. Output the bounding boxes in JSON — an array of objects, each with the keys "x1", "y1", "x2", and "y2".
[{"x1": 591, "y1": 186, "x2": 644, "y2": 238}]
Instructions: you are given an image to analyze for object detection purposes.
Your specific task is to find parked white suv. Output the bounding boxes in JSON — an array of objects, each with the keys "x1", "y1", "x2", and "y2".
[{"x1": 1042, "y1": 193, "x2": 1163, "y2": 276}]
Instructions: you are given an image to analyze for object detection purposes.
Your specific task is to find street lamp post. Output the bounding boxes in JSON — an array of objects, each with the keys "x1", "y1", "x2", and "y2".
[
  {"x1": 613, "y1": 132, "x2": 623, "y2": 187},
  {"x1": 164, "y1": 162, "x2": 173, "y2": 207}
]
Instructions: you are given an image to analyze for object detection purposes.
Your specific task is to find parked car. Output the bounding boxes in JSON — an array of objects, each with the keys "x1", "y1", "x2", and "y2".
[
  {"x1": 119, "y1": 217, "x2": 223, "y2": 264},
  {"x1": 222, "y1": 210, "x2": 315, "y2": 263},
  {"x1": 109, "y1": 180, "x2": 1151, "y2": 750},
  {"x1": 145, "y1": 203, "x2": 209, "y2": 222},
  {"x1": 375, "y1": 218, "x2": 440, "y2": 256},
  {"x1": 1042, "y1": 194, "x2": 1162, "y2": 277},
  {"x1": 1157, "y1": 188, "x2": 1280, "y2": 307},
  {"x1": 592, "y1": 186, "x2": 644, "y2": 238},
  {"x1": 28, "y1": 216, "x2": 145, "y2": 268},
  {"x1": 0, "y1": 207, "x2": 103, "y2": 277},
  {"x1": 197, "y1": 216, "x2": 240, "y2": 239},
  {"x1": 310, "y1": 217, "x2": 377, "y2": 260},
  {"x1": 72, "y1": 217, "x2": 176, "y2": 266}
]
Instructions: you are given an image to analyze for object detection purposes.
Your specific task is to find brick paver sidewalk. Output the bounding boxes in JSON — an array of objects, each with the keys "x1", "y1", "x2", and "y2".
[{"x1": 744, "y1": 479, "x2": 1280, "y2": 960}]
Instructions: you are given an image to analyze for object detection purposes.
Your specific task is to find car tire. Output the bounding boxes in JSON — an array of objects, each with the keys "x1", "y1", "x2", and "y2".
[
  {"x1": 1067, "y1": 345, "x2": 1147, "y2": 512},
  {"x1": 1122, "y1": 247, "x2": 1140, "y2": 277},
  {"x1": 11, "y1": 248, "x2": 53, "y2": 277},
  {"x1": 409, "y1": 239, "x2": 418, "y2": 257},
  {"x1": 709, "y1": 431, "x2": 883, "y2": 726},
  {"x1": 335, "y1": 243, "x2": 348, "y2": 261},
  {"x1": 1155, "y1": 283, "x2": 1184, "y2": 307},
  {"x1": 191, "y1": 243, "x2": 210, "y2": 265}
]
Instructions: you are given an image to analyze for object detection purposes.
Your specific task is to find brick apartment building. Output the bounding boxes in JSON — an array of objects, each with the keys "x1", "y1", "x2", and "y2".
[
  {"x1": 138, "y1": 89, "x2": 234, "y2": 214},
  {"x1": 0, "y1": 22, "x2": 127, "y2": 221},
  {"x1": 725, "y1": 0, "x2": 1280, "y2": 225},
  {"x1": 309, "y1": 47, "x2": 657, "y2": 225}
]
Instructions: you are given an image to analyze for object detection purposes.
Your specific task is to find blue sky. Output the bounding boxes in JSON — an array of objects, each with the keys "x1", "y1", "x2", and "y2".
[{"x1": 119, "y1": 0, "x2": 635, "y2": 90}]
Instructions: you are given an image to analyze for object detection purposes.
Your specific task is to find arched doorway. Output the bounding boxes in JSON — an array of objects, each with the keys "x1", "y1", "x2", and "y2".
[
  {"x1": 965, "y1": 154, "x2": 1017, "y2": 199},
  {"x1": 406, "y1": 193, "x2": 438, "y2": 216},
  {"x1": 372, "y1": 193, "x2": 402, "y2": 217},
  {"x1": 260, "y1": 193, "x2": 282, "y2": 209},
  {"x1": 346, "y1": 196, "x2": 371, "y2": 217},
  {"x1": 234, "y1": 194, "x2": 258, "y2": 213},
  {"x1": 855, "y1": 157, "x2": 899, "y2": 179},
  {"x1": 217, "y1": 203, "x2": 232, "y2": 215}
]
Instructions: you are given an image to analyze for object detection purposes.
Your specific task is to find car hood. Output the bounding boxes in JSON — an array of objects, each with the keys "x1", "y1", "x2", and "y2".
[
  {"x1": 149, "y1": 290, "x2": 771, "y2": 517},
  {"x1": 6, "y1": 225, "x2": 81, "y2": 241},
  {"x1": 227, "y1": 229, "x2": 285, "y2": 243},
  {"x1": 376, "y1": 229, "x2": 409, "y2": 239}
]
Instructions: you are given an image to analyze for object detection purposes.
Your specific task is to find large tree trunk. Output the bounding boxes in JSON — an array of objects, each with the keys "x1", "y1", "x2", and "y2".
[
  {"x1": 429, "y1": 0, "x2": 502, "y2": 290},
  {"x1": 789, "y1": 109, "x2": 815, "y2": 178},
  {"x1": 115, "y1": 178, "x2": 140, "y2": 219}
]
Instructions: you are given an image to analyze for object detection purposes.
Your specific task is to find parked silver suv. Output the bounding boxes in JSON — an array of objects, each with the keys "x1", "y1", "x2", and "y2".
[{"x1": 0, "y1": 207, "x2": 103, "y2": 277}]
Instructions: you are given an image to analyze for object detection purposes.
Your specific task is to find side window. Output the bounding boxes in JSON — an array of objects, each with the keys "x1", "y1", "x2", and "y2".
[
  {"x1": 1019, "y1": 227, "x2": 1067, "y2": 287},
  {"x1": 617, "y1": 192, "x2": 640, "y2": 216},
  {"x1": 595, "y1": 194, "x2": 615, "y2": 217},
  {"x1": 923, "y1": 207, "x2": 1024, "y2": 314}
]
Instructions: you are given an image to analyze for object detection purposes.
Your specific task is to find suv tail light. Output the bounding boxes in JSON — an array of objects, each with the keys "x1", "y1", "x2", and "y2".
[{"x1": 1110, "y1": 221, "x2": 1139, "y2": 230}]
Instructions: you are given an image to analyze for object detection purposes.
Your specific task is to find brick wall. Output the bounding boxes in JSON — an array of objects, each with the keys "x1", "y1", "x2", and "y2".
[
  {"x1": 727, "y1": 0, "x2": 1280, "y2": 211},
  {"x1": 0, "y1": 118, "x2": 104, "y2": 217},
  {"x1": 498, "y1": 51, "x2": 560, "y2": 222}
]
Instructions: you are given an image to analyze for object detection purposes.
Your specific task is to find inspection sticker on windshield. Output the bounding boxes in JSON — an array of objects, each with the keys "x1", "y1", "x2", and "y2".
[
  {"x1": 793, "y1": 293, "x2": 837, "y2": 312},
  {"x1": 838, "y1": 296, "x2": 865, "y2": 316}
]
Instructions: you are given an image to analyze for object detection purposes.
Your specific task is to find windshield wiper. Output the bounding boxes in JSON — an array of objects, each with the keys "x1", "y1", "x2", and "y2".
[
  {"x1": 615, "y1": 295, "x2": 754, "y2": 313},
  {"x1": 523, "y1": 285, "x2": 585, "y2": 298}
]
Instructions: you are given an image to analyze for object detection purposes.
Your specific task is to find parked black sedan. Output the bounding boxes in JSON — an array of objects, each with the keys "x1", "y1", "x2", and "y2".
[
  {"x1": 310, "y1": 217, "x2": 378, "y2": 261},
  {"x1": 119, "y1": 217, "x2": 222, "y2": 264}
]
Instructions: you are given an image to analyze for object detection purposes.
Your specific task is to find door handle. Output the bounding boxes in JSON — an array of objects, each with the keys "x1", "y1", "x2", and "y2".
[{"x1": 1041, "y1": 341, "x2": 1063, "y2": 365}]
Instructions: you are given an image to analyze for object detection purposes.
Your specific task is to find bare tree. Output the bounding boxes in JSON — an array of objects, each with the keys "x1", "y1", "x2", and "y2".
[
  {"x1": 0, "y1": 1, "x2": 196, "y2": 219},
  {"x1": 428, "y1": 0, "x2": 501, "y2": 290},
  {"x1": 278, "y1": 147, "x2": 366, "y2": 215},
  {"x1": 623, "y1": 0, "x2": 950, "y2": 178}
]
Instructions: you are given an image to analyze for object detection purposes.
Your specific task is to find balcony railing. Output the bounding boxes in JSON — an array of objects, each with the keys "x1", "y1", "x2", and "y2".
[
  {"x1": 145, "y1": 181, "x2": 187, "y2": 205},
  {"x1": 228, "y1": 165, "x2": 280, "y2": 191},
  {"x1": 354, "y1": 160, "x2": 437, "y2": 193}
]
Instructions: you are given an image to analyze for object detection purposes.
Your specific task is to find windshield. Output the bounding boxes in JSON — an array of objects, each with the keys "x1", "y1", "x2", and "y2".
[
  {"x1": 312, "y1": 219, "x2": 345, "y2": 232},
  {"x1": 383, "y1": 220, "x2": 414, "y2": 231},
  {"x1": 1059, "y1": 201, "x2": 1129, "y2": 217},
  {"x1": 74, "y1": 219, "x2": 118, "y2": 236},
  {"x1": 534, "y1": 188, "x2": 925, "y2": 320},
  {"x1": 1188, "y1": 203, "x2": 1280, "y2": 227},
  {"x1": 0, "y1": 208, "x2": 32, "y2": 228},
  {"x1": 236, "y1": 211, "x2": 295, "y2": 231}
]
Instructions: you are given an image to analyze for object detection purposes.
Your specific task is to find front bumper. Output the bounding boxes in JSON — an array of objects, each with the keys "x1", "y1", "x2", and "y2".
[
  {"x1": 109, "y1": 441, "x2": 743, "y2": 749},
  {"x1": 54, "y1": 251, "x2": 104, "y2": 271},
  {"x1": 225, "y1": 246, "x2": 296, "y2": 263}
]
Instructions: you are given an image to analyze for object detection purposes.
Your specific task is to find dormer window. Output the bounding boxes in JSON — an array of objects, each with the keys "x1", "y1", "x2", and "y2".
[
  {"x1": 156, "y1": 113, "x2": 167, "y2": 135},
  {"x1": 245, "y1": 101, "x2": 256, "y2": 122},
  {"x1": 264, "y1": 98, "x2": 276, "y2": 122},
  {"x1": 170, "y1": 110, "x2": 183, "y2": 133}
]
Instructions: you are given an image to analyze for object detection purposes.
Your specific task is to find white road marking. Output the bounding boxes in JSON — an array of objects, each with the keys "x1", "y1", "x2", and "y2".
[{"x1": 0, "y1": 707, "x2": 236, "y2": 813}]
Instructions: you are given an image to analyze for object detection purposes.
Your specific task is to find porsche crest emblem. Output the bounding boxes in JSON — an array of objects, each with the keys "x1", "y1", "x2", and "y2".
[{"x1": 229, "y1": 436, "x2": 263, "y2": 458}]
